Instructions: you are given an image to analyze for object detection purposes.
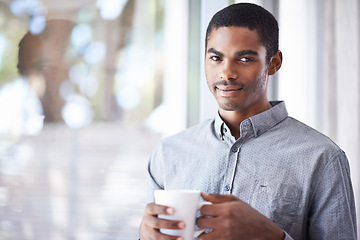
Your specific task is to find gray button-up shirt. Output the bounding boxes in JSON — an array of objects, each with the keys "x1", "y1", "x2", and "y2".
[{"x1": 147, "y1": 101, "x2": 357, "y2": 240}]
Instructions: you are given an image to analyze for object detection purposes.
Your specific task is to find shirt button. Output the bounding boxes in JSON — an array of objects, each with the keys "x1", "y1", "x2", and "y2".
[
  {"x1": 231, "y1": 147, "x2": 237, "y2": 153},
  {"x1": 224, "y1": 185, "x2": 230, "y2": 191}
]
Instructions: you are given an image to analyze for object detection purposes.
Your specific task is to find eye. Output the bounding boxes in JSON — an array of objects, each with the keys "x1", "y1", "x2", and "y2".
[
  {"x1": 209, "y1": 56, "x2": 222, "y2": 61},
  {"x1": 239, "y1": 57, "x2": 255, "y2": 63}
]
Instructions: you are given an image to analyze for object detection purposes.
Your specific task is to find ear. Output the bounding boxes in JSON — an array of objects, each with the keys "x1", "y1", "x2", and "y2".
[{"x1": 267, "y1": 50, "x2": 282, "y2": 75}]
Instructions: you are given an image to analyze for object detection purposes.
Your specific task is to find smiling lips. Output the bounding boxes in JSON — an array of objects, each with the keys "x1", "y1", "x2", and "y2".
[{"x1": 216, "y1": 85, "x2": 243, "y2": 97}]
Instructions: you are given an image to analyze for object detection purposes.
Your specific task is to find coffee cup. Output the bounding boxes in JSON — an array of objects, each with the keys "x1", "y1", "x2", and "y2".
[{"x1": 154, "y1": 190, "x2": 210, "y2": 240}]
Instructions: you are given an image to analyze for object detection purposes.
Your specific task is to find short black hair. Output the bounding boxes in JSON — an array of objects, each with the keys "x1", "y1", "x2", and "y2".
[{"x1": 205, "y1": 3, "x2": 279, "y2": 63}]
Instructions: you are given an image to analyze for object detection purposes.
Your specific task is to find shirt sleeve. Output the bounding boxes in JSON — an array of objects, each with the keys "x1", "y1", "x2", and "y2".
[
  {"x1": 308, "y1": 150, "x2": 357, "y2": 239},
  {"x1": 146, "y1": 144, "x2": 165, "y2": 203}
]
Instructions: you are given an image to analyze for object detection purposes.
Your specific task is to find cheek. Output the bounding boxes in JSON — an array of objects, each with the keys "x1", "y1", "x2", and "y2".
[
  {"x1": 252, "y1": 71, "x2": 268, "y2": 92},
  {"x1": 205, "y1": 75, "x2": 214, "y2": 91},
  {"x1": 205, "y1": 66, "x2": 216, "y2": 83},
  {"x1": 204, "y1": 63, "x2": 211, "y2": 76}
]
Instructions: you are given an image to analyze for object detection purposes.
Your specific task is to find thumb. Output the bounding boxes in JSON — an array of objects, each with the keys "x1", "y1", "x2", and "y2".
[{"x1": 201, "y1": 192, "x2": 239, "y2": 203}]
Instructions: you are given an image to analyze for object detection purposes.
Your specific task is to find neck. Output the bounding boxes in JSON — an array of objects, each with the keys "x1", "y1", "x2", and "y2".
[{"x1": 219, "y1": 102, "x2": 272, "y2": 139}]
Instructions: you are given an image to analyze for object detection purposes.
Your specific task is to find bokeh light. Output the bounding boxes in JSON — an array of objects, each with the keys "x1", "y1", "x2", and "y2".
[
  {"x1": 59, "y1": 80, "x2": 76, "y2": 100},
  {"x1": 115, "y1": 86, "x2": 141, "y2": 110},
  {"x1": 62, "y1": 94, "x2": 94, "y2": 129},
  {"x1": 68, "y1": 62, "x2": 99, "y2": 97},
  {"x1": 84, "y1": 41, "x2": 106, "y2": 65},
  {"x1": 0, "y1": 78, "x2": 43, "y2": 137},
  {"x1": 71, "y1": 24, "x2": 93, "y2": 54},
  {"x1": 9, "y1": 0, "x2": 48, "y2": 35},
  {"x1": 96, "y1": 0, "x2": 128, "y2": 20},
  {"x1": 0, "y1": 35, "x2": 7, "y2": 71},
  {"x1": 29, "y1": 15, "x2": 46, "y2": 35},
  {"x1": 9, "y1": 0, "x2": 27, "y2": 16}
]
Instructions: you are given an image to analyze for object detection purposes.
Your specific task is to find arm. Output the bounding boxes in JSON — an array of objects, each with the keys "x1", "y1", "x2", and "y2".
[
  {"x1": 197, "y1": 193, "x2": 285, "y2": 240},
  {"x1": 307, "y1": 151, "x2": 357, "y2": 239},
  {"x1": 141, "y1": 150, "x2": 187, "y2": 239}
]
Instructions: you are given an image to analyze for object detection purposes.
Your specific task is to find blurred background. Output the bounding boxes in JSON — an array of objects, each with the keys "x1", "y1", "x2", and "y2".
[{"x1": 0, "y1": 0, "x2": 359, "y2": 239}]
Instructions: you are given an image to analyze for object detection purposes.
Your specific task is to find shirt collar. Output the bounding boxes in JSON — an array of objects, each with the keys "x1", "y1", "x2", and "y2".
[{"x1": 215, "y1": 101, "x2": 288, "y2": 140}]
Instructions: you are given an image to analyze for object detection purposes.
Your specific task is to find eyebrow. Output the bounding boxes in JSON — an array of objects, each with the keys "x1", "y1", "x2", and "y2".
[
  {"x1": 207, "y1": 48, "x2": 224, "y2": 57},
  {"x1": 207, "y1": 48, "x2": 259, "y2": 57}
]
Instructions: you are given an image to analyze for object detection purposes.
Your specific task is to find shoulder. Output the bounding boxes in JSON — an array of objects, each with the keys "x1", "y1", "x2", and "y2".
[
  {"x1": 276, "y1": 116, "x2": 345, "y2": 159},
  {"x1": 285, "y1": 117, "x2": 338, "y2": 143}
]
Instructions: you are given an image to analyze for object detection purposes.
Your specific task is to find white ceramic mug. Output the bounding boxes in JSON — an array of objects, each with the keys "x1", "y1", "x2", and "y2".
[{"x1": 154, "y1": 190, "x2": 210, "y2": 240}]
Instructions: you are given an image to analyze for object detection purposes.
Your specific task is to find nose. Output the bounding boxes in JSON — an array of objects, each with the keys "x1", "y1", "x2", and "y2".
[{"x1": 219, "y1": 60, "x2": 238, "y2": 81}]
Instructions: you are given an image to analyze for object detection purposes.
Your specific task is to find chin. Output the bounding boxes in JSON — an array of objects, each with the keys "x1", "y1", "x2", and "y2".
[{"x1": 219, "y1": 103, "x2": 244, "y2": 112}]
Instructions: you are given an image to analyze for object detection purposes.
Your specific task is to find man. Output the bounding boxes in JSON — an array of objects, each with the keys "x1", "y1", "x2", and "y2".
[
  {"x1": 140, "y1": 3, "x2": 357, "y2": 240},
  {"x1": 17, "y1": 19, "x2": 74, "y2": 122}
]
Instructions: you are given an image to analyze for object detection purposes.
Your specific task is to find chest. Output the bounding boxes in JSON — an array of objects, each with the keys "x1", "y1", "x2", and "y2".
[{"x1": 162, "y1": 139, "x2": 311, "y2": 232}]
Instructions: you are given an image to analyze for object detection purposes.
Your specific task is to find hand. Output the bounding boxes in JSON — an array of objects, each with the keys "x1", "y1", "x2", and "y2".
[
  {"x1": 196, "y1": 193, "x2": 285, "y2": 240},
  {"x1": 139, "y1": 202, "x2": 186, "y2": 240}
]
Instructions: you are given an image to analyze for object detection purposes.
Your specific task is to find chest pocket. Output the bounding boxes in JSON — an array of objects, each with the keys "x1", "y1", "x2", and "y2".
[{"x1": 249, "y1": 179, "x2": 302, "y2": 231}]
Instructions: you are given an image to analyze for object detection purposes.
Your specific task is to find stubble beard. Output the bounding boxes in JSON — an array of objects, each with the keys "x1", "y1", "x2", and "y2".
[{"x1": 214, "y1": 70, "x2": 268, "y2": 112}]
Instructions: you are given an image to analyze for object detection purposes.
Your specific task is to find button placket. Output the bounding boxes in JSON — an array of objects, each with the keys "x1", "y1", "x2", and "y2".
[{"x1": 223, "y1": 143, "x2": 241, "y2": 194}]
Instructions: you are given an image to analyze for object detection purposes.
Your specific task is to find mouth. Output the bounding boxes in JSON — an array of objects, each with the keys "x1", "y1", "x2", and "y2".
[
  {"x1": 216, "y1": 85, "x2": 243, "y2": 97},
  {"x1": 216, "y1": 86, "x2": 243, "y2": 91}
]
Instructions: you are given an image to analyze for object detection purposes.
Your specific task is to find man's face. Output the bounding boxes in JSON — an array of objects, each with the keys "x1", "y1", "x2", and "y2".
[
  {"x1": 205, "y1": 26, "x2": 270, "y2": 114},
  {"x1": 18, "y1": 34, "x2": 68, "y2": 97},
  {"x1": 17, "y1": 32, "x2": 71, "y2": 122}
]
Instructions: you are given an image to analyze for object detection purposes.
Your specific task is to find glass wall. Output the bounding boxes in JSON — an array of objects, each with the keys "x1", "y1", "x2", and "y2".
[{"x1": 0, "y1": 0, "x2": 166, "y2": 239}]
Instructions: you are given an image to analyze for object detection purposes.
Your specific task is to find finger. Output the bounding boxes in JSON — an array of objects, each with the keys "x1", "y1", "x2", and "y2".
[
  {"x1": 146, "y1": 202, "x2": 175, "y2": 216},
  {"x1": 201, "y1": 192, "x2": 238, "y2": 203},
  {"x1": 196, "y1": 216, "x2": 222, "y2": 230},
  {"x1": 200, "y1": 203, "x2": 226, "y2": 216},
  {"x1": 198, "y1": 229, "x2": 223, "y2": 240},
  {"x1": 144, "y1": 214, "x2": 186, "y2": 230},
  {"x1": 142, "y1": 227, "x2": 184, "y2": 240},
  {"x1": 200, "y1": 200, "x2": 247, "y2": 217}
]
